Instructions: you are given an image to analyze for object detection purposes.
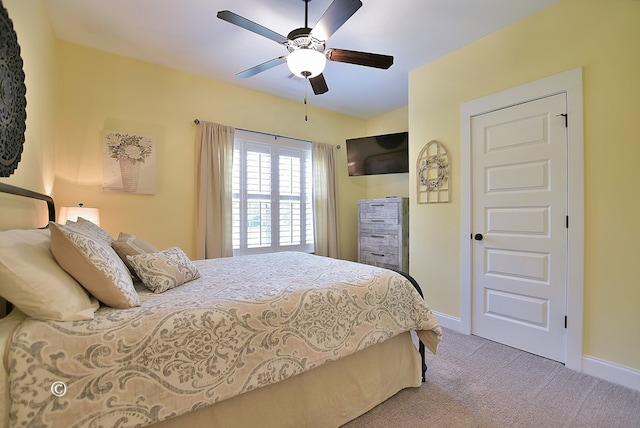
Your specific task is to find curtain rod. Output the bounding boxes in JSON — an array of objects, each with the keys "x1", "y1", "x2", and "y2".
[{"x1": 193, "y1": 119, "x2": 341, "y2": 149}]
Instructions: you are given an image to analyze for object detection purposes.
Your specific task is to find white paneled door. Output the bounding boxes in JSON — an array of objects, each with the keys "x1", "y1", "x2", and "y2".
[{"x1": 471, "y1": 93, "x2": 568, "y2": 363}]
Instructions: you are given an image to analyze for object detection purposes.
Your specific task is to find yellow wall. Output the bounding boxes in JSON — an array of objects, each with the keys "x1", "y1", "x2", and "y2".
[
  {"x1": 360, "y1": 106, "x2": 410, "y2": 200},
  {"x1": 0, "y1": 0, "x2": 57, "y2": 227},
  {"x1": 409, "y1": 0, "x2": 640, "y2": 369},
  {"x1": 52, "y1": 42, "x2": 369, "y2": 261}
]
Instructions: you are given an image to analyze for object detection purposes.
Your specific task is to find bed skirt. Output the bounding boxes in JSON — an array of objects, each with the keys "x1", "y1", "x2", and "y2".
[{"x1": 150, "y1": 331, "x2": 422, "y2": 428}]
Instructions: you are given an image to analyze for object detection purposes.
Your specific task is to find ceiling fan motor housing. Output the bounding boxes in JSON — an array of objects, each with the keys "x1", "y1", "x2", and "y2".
[
  {"x1": 286, "y1": 27, "x2": 326, "y2": 53},
  {"x1": 286, "y1": 27, "x2": 327, "y2": 78}
]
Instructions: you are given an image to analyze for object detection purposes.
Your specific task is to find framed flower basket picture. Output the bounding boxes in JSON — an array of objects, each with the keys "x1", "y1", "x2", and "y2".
[{"x1": 102, "y1": 130, "x2": 156, "y2": 194}]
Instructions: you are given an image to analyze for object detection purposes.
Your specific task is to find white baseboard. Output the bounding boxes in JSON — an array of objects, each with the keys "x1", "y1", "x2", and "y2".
[
  {"x1": 431, "y1": 311, "x2": 640, "y2": 393},
  {"x1": 432, "y1": 311, "x2": 461, "y2": 332},
  {"x1": 583, "y1": 355, "x2": 640, "y2": 393}
]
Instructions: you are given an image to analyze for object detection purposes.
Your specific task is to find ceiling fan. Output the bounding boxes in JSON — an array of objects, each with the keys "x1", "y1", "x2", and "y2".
[{"x1": 217, "y1": 0, "x2": 394, "y2": 95}]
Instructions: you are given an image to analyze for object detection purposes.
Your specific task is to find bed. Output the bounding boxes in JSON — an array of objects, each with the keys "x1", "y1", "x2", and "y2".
[{"x1": 0, "y1": 182, "x2": 442, "y2": 428}]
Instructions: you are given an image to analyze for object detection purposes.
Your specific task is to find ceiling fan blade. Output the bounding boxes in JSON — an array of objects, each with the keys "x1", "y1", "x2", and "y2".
[
  {"x1": 217, "y1": 10, "x2": 288, "y2": 44},
  {"x1": 237, "y1": 56, "x2": 287, "y2": 78},
  {"x1": 310, "y1": 0, "x2": 362, "y2": 41},
  {"x1": 326, "y1": 48, "x2": 393, "y2": 69},
  {"x1": 309, "y1": 74, "x2": 329, "y2": 95}
]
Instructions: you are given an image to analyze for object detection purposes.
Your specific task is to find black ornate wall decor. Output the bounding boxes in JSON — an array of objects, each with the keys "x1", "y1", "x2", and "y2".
[{"x1": 0, "y1": 1, "x2": 27, "y2": 177}]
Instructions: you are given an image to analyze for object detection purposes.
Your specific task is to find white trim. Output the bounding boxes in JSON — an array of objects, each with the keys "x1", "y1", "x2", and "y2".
[
  {"x1": 583, "y1": 356, "x2": 640, "y2": 393},
  {"x1": 459, "y1": 67, "x2": 584, "y2": 371},
  {"x1": 432, "y1": 311, "x2": 462, "y2": 332}
]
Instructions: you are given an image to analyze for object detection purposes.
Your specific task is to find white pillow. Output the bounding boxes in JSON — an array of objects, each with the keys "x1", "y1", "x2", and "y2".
[
  {"x1": 49, "y1": 222, "x2": 139, "y2": 309},
  {"x1": 127, "y1": 247, "x2": 200, "y2": 293},
  {"x1": 0, "y1": 228, "x2": 99, "y2": 320}
]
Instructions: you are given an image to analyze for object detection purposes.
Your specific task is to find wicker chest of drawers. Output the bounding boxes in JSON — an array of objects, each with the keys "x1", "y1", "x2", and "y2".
[{"x1": 357, "y1": 197, "x2": 409, "y2": 273}]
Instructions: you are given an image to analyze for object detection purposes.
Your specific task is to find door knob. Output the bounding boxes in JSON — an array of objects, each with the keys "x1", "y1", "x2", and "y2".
[{"x1": 474, "y1": 233, "x2": 483, "y2": 241}]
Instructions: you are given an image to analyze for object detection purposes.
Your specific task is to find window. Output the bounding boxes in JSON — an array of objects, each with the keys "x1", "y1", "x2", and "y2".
[{"x1": 232, "y1": 130, "x2": 313, "y2": 255}]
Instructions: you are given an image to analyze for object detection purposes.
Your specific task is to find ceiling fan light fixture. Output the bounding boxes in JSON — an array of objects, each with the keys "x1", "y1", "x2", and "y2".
[{"x1": 287, "y1": 48, "x2": 326, "y2": 78}]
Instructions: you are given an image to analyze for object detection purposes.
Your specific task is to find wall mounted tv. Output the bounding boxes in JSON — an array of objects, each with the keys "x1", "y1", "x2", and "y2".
[{"x1": 346, "y1": 131, "x2": 409, "y2": 176}]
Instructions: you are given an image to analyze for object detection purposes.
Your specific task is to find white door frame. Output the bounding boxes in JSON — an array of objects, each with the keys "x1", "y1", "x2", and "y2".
[{"x1": 460, "y1": 68, "x2": 584, "y2": 371}]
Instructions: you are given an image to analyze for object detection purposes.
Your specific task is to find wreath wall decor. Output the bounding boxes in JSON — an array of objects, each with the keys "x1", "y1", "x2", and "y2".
[
  {"x1": 0, "y1": 2, "x2": 27, "y2": 177},
  {"x1": 417, "y1": 140, "x2": 450, "y2": 203}
]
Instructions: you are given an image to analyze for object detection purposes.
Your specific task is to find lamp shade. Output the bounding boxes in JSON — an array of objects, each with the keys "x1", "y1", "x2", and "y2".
[
  {"x1": 287, "y1": 48, "x2": 326, "y2": 78},
  {"x1": 58, "y1": 204, "x2": 101, "y2": 226}
]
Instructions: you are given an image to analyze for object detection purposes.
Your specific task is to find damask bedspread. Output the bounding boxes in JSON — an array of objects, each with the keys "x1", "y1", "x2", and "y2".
[{"x1": 6, "y1": 252, "x2": 442, "y2": 427}]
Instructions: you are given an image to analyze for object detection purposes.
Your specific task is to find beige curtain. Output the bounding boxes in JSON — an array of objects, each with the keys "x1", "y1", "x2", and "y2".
[
  {"x1": 196, "y1": 121, "x2": 235, "y2": 259},
  {"x1": 312, "y1": 142, "x2": 340, "y2": 258}
]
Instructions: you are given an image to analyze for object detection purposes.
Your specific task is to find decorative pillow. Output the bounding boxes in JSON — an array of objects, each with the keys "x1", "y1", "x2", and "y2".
[
  {"x1": 65, "y1": 217, "x2": 114, "y2": 246},
  {"x1": 127, "y1": 247, "x2": 200, "y2": 293},
  {"x1": 0, "y1": 228, "x2": 99, "y2": 320},
  {"x1": 112, "y1": 232, "x2": 158, "y2": 276},
  {"x1": 49, "y1": 222, "x2": 139, "y2": 308}
]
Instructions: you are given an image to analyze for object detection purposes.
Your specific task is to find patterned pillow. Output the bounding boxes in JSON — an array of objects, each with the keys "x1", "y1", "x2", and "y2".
[
  {"x1": 127, "y1": 247, "x2": 200, "y2": 293},
  {"x1": 112, "y1": 232, "x2": 158, "y2": 277},
  {"x1": 65, "y1": 217, "x2": 114, "y2": 246},
  {"x1": 49, "y1": 222, "x2": 139, "y2": 308},
  {"x1": 0, "y1": 228, "x2": 99, "y2": 320}
]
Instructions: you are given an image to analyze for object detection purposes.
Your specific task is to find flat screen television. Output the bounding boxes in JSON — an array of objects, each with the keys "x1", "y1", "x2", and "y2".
[{"x1": 345, "y1": 131, "x2": 409, "y2": 176}]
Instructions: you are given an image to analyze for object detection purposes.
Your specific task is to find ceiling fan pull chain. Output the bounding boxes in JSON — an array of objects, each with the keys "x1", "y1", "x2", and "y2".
[{"x1": 304, "y1": 82, "x2": 309, "y2": 122}]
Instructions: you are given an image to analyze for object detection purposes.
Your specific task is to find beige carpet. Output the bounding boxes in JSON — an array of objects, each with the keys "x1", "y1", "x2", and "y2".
[{"x1": 343, "y1": 328, "x2": 640, "y2": 428}]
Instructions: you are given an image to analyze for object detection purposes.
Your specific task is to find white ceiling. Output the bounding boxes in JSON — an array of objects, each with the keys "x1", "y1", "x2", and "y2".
[{"x1": 44, "y1": 0, "x2": 559, "y2": 119}]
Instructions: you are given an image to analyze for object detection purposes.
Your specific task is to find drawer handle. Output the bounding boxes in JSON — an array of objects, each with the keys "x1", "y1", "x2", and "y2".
[
  {"x1": 370, "y1": 204, "x2": 385, "y2": 207},
  {"x1": 371, "y1": 219, "x2": 385, "y2": 222},
  {"x1": 371, "y1": 235, "x2": 385, "y2": 238},
  {"x1": 372, "y1": 253, "x2": 385, "y2": 257}
]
